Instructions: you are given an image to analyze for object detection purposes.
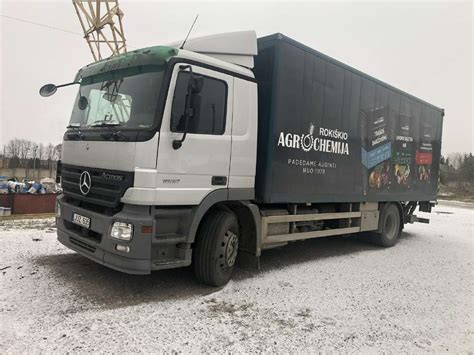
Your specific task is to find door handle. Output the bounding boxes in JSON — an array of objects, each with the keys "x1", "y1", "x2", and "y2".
[{"x1": 212, "y1": 176, "x2": 227, "y2": 186}]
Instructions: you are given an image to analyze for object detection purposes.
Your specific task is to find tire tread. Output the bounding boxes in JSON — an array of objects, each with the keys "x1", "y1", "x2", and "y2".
[
  {"x1": 194, "y1": 210, "x2": 236, "y2": 286},
  {"x1": 370, "y1": 203, "x2": 401, "y2": 247}
]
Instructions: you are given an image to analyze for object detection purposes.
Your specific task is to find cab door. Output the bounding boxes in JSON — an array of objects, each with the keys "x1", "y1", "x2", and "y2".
[{"x1": 155, "y1": 63, "x2": 233, "y2": 205}]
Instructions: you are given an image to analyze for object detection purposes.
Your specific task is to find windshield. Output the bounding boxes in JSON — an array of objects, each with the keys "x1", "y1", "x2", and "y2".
[{"x1": 69, "y1": 70, "x2": 164, "y2": 129}]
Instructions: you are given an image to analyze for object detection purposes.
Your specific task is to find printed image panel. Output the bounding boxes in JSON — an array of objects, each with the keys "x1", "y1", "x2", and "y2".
[
  {"x1": 416, "y1": 106, "x2": 435, "y2": 186},
  {"x1": 272, "y1": 47, "x2": 355, "y2": 199},
  {"x1": 391, "y1": 96, "x2": 417, "y2": 190},
  {"x1": 360, "y1": 81, "x2": 391, "y2": 192}
]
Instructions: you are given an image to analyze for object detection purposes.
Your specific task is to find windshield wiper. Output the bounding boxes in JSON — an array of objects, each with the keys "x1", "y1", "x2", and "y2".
[
  {"x1": 67, "y1": 123, "x2": 81, "y2": 129},
  {"x1": 100, "y1": 130, "x2": 129, "y2": 141},
  {"x1": 66, "y1": 131, "x2": 84, "y2": 140},
  {"x1": 90, "y1": 121, "x2": 121, "y2": 127}
]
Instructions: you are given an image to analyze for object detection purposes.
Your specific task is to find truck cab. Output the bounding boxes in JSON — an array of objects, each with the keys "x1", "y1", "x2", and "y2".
[{"x1": 55, "y1": 32, "x2": 259, "y2": 284}]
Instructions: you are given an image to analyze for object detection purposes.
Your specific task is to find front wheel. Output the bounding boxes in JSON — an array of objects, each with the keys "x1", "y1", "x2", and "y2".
[
  {"x1": 369, "y1": 203, "x2": 402, "y2": 247},
  {"x1": 193, "y1": 210, "x2": 239, "y2": 286}
]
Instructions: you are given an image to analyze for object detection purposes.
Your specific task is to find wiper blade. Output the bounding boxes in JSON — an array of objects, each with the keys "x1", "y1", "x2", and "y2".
[
  {"x1": 90, "y1": 121, "x2": 121, "y2": 127},
  {"x1": 100, "y1": 130, "x2": 129, "y2": 141},
  {"x1": 66, "y1": 131, "x2": 84, "y2": 140},
  {"x1": 67, "y1": 123, "x2": 81, "y2": 129}
]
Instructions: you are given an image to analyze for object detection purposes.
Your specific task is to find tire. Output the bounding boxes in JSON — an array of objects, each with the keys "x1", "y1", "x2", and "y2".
[
  {"x1": 370, "y1": 203, "x2": 401, "y2": 247},
  {"x1": 193, "y1": 210, "x2": 239, "y2": 287}
]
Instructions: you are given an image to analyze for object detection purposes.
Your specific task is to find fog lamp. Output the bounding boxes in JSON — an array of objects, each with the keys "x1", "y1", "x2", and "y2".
[
  {"x1": 110, "y1": 222, "x2": 133, "y2": 241},
  {"x1": 116, "y1": 244, "x2": 130, "y2": 253}
]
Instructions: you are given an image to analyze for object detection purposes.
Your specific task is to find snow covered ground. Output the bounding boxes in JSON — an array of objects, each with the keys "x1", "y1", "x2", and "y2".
[{"x1": 1, "y1": 201, "x2": 473, "y2": 353}]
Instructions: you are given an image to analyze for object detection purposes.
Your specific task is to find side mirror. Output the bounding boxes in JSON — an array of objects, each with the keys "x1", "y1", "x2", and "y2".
[
  {"x1": 173, "y1": 67, "x2": 204, "y2": 150},
  {"x1": 78, "y1": 96, "x2": 89, "y2": 110},
  {"x1": 40, "y1": 82, "x2": 87, "y2": 110},
  {"x1": 39, "y1": 84, "x2": 57, "y2": 97},
  {"x1": 188, "y1": 76, "x2": 204, "y2": 94},
  {"x1": 39, "y1": 81, "x2": 80, "y2": 97}
]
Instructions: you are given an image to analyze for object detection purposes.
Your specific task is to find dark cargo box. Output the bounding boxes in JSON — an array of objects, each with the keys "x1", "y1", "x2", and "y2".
[{"x1": 253, "y1": 33, "x2": 444, "y2": 204}]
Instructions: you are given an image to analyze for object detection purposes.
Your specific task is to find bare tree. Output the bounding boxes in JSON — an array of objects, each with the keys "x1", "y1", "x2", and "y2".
[
  {"x1": 46, "y1": 143, "x2": 55, "y2": 177},
  {"x1": 18, "y1": 139, "x2": 32, "y2": 166},
  {"x1": 448, "y1": 152, "x2": 463, "y2": 170},
  {"x1": 5, "y1": 138, "x2": 20, "y2": 159},
  {"x1": 17, "y1": 139, "x2": 33, "y2": 178},
  {"x1": 31, "y1": 143, "x2": 39, "y2": 179},
  {"x1": 46, "y1": 143, "x2": 55, "y2": 161},
  {"x1": 53, "y1": 144, "x2": 63, "y2": 161},
  {"x1": 38, "y1": 143, "x2": 45, "y2": 168}
]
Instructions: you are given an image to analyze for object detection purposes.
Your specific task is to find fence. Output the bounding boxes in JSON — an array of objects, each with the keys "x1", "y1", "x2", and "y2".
[
  {"x1": 0, "y1": 167, "x2": 57, "y2": 181},
  {"x1": 0, "y1": 193, "x2": 57, "y2": 214}
]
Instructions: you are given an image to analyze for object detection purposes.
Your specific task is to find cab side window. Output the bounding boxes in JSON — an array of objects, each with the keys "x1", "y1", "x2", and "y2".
[{"x1": 170, "y1": 71, "x2": 227, "y2": 135}]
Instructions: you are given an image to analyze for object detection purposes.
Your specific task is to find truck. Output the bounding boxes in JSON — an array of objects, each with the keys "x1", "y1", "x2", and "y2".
[{"x1": 40, "y1": 31, "x2": 444, "y2": 286}]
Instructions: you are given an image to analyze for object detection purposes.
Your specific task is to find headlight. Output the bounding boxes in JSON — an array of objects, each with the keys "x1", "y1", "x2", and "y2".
[
  {"x1": 55, "y1": 200, "x2": 61, "y2": 218},
  {"x1": 110, "y1": 222, "x2": 133, "y2": 241}
]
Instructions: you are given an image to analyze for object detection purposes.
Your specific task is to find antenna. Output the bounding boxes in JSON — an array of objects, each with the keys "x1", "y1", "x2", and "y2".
[{"x1": 180, "y1": 14, "x2": 199, "y2": 49}]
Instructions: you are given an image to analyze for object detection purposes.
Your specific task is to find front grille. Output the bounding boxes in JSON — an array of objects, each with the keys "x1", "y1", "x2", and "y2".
[
  {"x1": 64, "y1": 220, "x2": 102, "y2": 243},
  {"x1": 61, "y1": 164, "x2": 134, "y2": 209},
  {"x1": 70, "y1": 237, "x2": 96, "y2": 253}
]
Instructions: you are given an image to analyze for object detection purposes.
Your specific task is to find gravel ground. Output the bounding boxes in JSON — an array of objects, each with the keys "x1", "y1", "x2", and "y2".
[{"x1": 1, "y1": 201, "x2": 473, "y2": 353}]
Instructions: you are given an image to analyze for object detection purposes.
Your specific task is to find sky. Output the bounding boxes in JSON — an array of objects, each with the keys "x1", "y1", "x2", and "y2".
[{"x1": 0, "y1": 0, "x2": 472, "y2": 155}]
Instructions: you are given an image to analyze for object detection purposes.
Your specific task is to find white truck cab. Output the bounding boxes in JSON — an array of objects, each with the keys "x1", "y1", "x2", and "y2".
[{"x1": 54, "y1": 32, "x2": 260, "y2": 285}]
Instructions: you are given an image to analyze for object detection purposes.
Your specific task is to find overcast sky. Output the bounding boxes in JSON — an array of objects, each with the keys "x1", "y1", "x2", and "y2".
[{"x1": 0, "y1": 0, "x2": 472, "y2": 154}]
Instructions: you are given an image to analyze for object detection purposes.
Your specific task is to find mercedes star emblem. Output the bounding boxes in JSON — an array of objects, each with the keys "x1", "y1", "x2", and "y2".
[{"x1": 79, "y1": 171, "x2": 92, "y2": 195}]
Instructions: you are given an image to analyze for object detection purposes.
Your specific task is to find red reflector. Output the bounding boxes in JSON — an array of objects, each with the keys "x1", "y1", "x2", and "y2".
[{"x1": 141, "y1": 226, "x2": 153, "y2": 234}]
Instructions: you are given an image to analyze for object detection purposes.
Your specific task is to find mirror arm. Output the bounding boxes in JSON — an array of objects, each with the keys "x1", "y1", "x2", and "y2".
[
  {"x1": 56, "y1": 81, "x2": 80, "y2": 89},
  {"x1": 173, "y1": 108, "x2": 193, "y2": 149},
  {"x1": 173, "y1": 66, "x2": 195, "y2": 150},
  {"x1": 179, "y1": 65, "x2": 194, "y2": 81}
]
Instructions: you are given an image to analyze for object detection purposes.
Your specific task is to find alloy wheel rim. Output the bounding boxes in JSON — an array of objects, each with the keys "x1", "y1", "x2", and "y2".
[{"x1": 224, "y1": 230, "x2": 238, "y2": 267}]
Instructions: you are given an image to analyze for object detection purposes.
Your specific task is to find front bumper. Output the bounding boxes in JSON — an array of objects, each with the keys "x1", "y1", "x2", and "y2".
[
  {"x1": 57, "y1": 228, "x2": 151, "y2": 274},
  {"x1": 56, "y1": 195, "x2": 162, "y2": 274}
]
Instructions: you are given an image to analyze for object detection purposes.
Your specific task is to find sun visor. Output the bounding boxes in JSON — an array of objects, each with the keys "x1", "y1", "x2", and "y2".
[{"x1": 169, "y1": 31, "x2": 258, "y2": 68}]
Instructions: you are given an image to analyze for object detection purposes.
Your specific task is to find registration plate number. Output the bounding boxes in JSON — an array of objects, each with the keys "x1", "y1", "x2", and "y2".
[{"x1": 72, "y1": 213, "x2": 90, "y2": 229}]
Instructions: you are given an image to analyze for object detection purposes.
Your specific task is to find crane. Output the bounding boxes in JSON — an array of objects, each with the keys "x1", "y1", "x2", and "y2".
[{"x1": 72, "y1": 0, "x2": 127, "y2": 61}]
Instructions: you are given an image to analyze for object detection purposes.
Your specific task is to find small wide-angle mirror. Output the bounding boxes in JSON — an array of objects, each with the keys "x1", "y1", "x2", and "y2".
[
  {"x1": 78, "y1": 96, "x2": 89, "y2": 110},
  {"x1": 39, "y1": 84, "x2": 57, "y2": 97}
]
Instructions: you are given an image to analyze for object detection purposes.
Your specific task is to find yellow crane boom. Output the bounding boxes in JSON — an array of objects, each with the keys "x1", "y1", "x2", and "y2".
[{"x1": 72, "y1": 0, "x2": 127, "y2": 61}]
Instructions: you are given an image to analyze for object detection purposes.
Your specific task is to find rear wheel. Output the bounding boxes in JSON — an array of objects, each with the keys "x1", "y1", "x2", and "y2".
[
  {"x1": 193, "y1": 210, "x2": 239, "y2": 286},
  {"x1": 370, "y1": 203, "x2": 401, "y2": 247}
]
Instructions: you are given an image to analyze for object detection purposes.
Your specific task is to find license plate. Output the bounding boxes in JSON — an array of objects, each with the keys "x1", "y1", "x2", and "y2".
[{"x1": 72, "y1": 213, "x2": 90, "y2": 229}]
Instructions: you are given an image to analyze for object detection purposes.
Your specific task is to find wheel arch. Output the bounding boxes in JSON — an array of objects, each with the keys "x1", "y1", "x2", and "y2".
[{"x1": 187, "y1": 189, "x2": 260, "y2": 252}]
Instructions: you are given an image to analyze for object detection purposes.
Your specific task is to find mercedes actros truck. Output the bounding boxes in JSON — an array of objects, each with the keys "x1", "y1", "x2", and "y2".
[{"x1": 41, "y1": 31, "x2": 444, "y2": 286}]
